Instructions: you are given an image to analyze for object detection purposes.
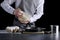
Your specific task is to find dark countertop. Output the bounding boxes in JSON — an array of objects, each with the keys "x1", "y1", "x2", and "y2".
[{"x1": 0, "y1": 30, "x2": 60, "y2": 40}]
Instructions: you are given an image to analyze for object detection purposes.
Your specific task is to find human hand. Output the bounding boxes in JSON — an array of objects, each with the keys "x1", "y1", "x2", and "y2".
[
  {"x1": 18, "y1": 12, "x2": 31, "y2": 24},
  {"x1": 13, "y1": 8, "x2": 23, "y2": 18},
  {"x1": 13, "y1": 8, "x2": 30, "y2": 24}
]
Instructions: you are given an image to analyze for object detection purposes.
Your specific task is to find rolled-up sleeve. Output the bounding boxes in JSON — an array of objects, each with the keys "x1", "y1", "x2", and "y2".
[
  {"x1": 30, "y1": 0, "x2": 44, "y2": 23},
  {"x1": 1, "y1": 0, "x2": 16, "y2": 14}
]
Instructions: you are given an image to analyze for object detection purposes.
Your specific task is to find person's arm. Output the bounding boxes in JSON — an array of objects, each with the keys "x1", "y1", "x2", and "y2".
[
  {"x1": 0, "y1": 0, "x2": 16, "y2": 14},
  {"x1": 30, "y1": 0, "x2": 44, "y2": 23}
]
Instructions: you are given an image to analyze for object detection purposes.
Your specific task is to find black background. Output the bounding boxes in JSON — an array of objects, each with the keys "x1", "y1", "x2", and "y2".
[{"x1": 0, "y1": 0, "x2": 60, "y2": 31}]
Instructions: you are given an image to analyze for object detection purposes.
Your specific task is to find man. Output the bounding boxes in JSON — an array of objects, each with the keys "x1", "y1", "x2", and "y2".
[{"x1": 0, "y1": 0, "x2": 44, "y2": 30}]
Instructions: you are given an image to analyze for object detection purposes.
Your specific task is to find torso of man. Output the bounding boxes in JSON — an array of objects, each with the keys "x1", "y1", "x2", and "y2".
[
  {"x1": 15, "y1": 0, "x2": 39, "y2": 16},
  {"x1": 1, "y1": 0, "x2": 44, "y2": 23}
]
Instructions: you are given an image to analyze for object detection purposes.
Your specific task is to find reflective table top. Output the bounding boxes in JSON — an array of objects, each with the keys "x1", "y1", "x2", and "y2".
[{"x1": 0, "y1": 30, "x2": 60, "y2": 40}]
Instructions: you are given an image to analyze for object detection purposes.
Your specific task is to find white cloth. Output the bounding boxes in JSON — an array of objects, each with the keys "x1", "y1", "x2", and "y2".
[{"x1": 1, "y1": 0, "x2": 44, "y2": 23}]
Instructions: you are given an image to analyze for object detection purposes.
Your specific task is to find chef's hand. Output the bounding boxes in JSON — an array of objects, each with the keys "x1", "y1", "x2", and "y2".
[
  {"x1": 13, "y1": 8, "x2": 30, "y2": 24},
  {"x1": 13, "y1": 8, "x2": 23, "y2": 18}
]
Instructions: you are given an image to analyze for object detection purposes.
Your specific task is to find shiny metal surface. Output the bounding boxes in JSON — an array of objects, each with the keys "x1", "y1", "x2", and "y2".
[{"x1": 0, "y1": 30, "x2": 60, "y2": 40}]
